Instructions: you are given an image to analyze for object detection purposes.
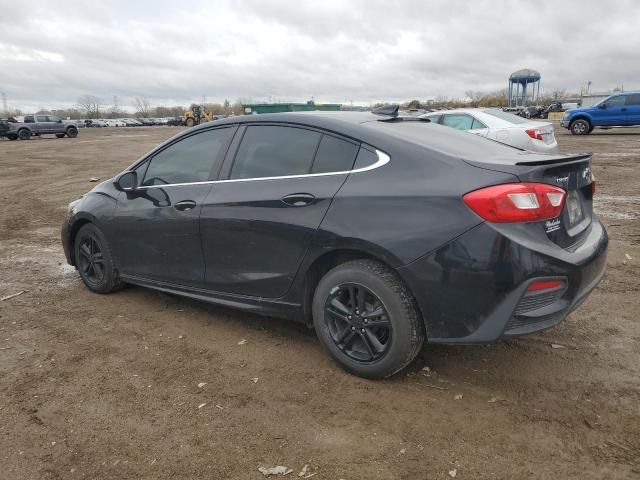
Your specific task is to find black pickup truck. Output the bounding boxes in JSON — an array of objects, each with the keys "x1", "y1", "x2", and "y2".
[{"x1": 6, "y1": 115, "x2": 79, "y2": 140}]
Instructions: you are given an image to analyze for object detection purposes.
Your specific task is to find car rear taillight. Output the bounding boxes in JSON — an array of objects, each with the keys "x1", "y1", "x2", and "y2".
[
  {"x1": 463, "y1": 183, "x2": 566, "y2": 223},
  {"x1": 525, "y1": 128, "x2": 544, "y2": 141}
]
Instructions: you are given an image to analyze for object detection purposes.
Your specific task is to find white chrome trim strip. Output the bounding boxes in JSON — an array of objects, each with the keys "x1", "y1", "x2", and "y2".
[{"x1": 134, "y1": 149, "x2": 390, "y2": 190}]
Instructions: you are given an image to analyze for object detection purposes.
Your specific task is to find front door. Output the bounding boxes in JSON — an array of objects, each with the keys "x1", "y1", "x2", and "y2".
[
  {"x1": 200, "y1": 124, "x2": 360, "y2": 298},
  {"x1": 110, "y1": 126, "x2": 236, "y2": 286},
  {"x1": 592, "y1": 95, "x2": 628, "y2": 126}
]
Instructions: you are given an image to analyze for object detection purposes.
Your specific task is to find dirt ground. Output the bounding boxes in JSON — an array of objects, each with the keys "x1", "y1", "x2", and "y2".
[{"x1": 0, "y1": 124, "x2": 638, "y2": 480}]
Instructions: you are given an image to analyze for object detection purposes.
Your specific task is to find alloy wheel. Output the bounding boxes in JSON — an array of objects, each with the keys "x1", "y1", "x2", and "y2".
[
  {"x1": 78, "y1": 235, "x2": 105, "y2": 285},
  {"x1": 324, "y1": 283, "x2": 392, "y2": 362}
]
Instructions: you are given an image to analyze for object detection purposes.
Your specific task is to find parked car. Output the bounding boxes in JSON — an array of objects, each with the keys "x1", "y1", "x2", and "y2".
[
  {"x1": 122, "y1": 118, "x2": 142, "y2": 127},
  {"x1": 561, "y1": 92, "x2": 640, "y2": 135},
  {"x1": 167, "y1": 117, "x2": 182, "y2": 126},
  {"x1": 6, "y1": 115, "x2": 78, "y2": 140},
  {"x1": 61, "y1": 111, "x2": 607, "y2": 378},
  {"x1": 136, "y1": 118, "x2": 154, "y2": 126},
  {"x1": 421, "y1": 108, "x2": 558, "y2": 153},
  {"x1": 105, "y1": 119, "x2": 126, "y2": 127},
  {"x1": 90, "y1": 119, "x2": 107, "y2": 128}
]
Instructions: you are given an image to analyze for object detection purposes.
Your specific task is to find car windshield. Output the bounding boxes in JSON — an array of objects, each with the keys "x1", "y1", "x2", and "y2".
[{"x1": 482, "y1": 109, "x2": 529, "y2": 124}]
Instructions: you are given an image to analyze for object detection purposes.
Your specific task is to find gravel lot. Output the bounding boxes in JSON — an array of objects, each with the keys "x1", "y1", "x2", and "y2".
[{"x1": 1, "y1": 125, "x2": 638, "y2": 479}]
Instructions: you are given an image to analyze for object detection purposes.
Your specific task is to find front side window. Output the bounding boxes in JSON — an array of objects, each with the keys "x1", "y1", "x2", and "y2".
[
  {"x1": 311, "y1": 135, "x2": 359, "y2": 174},
  {"x1": 441, "y1": 114, "x2": 474, "y2": 130},
  {"x1": 230, "y1": 125, "x2": 321, "y2": 179},
  {"x1": 604, "y1": 96, "x2": 626, "y2": 108},
  {"x1": 142, "y1": 127, "x2": 234, "y2": 186},
  {"x1": 49, "y1": 116, "x2": 61, "y2": 122},
  {"x1": 36, "y1": 115, "x2": 48, "y2": 122}
]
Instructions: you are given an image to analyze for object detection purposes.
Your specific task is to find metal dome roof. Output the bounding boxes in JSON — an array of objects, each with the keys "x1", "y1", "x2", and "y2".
[{"x1": 509, "y1": 68, "x2": 541, "y2": 82}]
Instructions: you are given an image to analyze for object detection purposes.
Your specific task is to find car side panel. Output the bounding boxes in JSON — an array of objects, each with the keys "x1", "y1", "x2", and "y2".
[{"x1": 318, "y1": 143, "x2": 518, "y2": 267}]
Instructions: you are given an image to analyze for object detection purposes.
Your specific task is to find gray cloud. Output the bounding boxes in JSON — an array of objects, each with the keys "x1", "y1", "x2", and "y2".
[{"x1": 1, "y1": 0, "x2": 638, "y2": 111}]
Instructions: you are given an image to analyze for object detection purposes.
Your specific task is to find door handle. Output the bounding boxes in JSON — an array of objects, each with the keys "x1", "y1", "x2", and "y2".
[
  {"x1": 281, "y1": 193, "x2": 315, "y2": 207},
  {"x1": 174, "y1": 200, "x2": 197, "y2": 211}
]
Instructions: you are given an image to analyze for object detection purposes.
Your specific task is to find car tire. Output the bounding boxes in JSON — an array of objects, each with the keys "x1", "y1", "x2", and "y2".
[
  {"x1": 18, "y1": 129, "x2": 31, "y2": 140},
  {"x1": 7, "y1": 135, "x2": 17, "y2": 140},
  {"x1": 56, "y1": 133, "x2": 65, "y2": 138},
  {"x1": 186, "y1": 117, "x2": 195, "y2": 127},
  {"x1": 66, "y1": 126, "x2": 78, "y2": 138},
  {"x1": 312, "y1": 259, "x2": 425, "y2": 379},
  {"x1": 74, "y1": 223, "x2": 123, "y2": 294},
  {"x1": 570, "y1": 119, "x2": 590, "y2": 135}
]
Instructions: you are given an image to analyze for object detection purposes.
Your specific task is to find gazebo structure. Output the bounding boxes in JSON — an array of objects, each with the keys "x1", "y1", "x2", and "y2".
[{"x1": 508, "y1": 68, "x2": 541, "y2": 108}]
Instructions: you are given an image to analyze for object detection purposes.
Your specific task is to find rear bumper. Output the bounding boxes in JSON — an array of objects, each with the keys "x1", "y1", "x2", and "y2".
[{"x1": 397, "y1": 220, "x2": 608, "y2": 343}]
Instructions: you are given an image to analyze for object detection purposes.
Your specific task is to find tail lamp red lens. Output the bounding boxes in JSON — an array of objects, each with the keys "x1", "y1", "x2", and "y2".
[
  {"x1": 463, "y1": 183, "x2": 566, "y2": 223},
  {"x1": 525, "y1": 128, "x2": 544, "y2": 141},
  {"x1": 527, "y1": 279, "x2": 563, "y2": 291}
]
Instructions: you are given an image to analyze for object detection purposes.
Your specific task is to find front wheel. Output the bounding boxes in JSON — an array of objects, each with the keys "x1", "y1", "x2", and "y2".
[
  {"x1": 312, "y1": 260, "x2": 424, "y2": 379},
  {"x1": 185, "y1": 117, "x2": 195, "y2": 127},
  {"x1": 66, "y1": 126, "x2": 78, "y2": 138},
  {"x1": 570, "y1": 119, "x2": 591, "y2": 135},
  {"x1": 74, "y1": 223, "x2": 123, "y2": 293}
]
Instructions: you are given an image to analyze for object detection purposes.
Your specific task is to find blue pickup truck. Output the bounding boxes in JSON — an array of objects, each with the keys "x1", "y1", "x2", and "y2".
[{"x1": 561, "y1": 92, "x2": 640, "y2": 135}]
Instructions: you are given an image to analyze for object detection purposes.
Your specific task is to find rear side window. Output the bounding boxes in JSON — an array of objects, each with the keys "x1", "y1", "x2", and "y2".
[
  {"x1": 441, "y1": 114, "x2": 474, "y2": 130},
  {"x1": 311, "y1": 135, "x2": 358, "y2": 174},
  {"x1": 626, "y1": 94, "x2": 640, "y2": 106},
  {"x1": 230, "y1": 125, "x2": 321, "y2": 179},
  {"x1": 142, "y1": 127, "x2": 234, "y2": 186},
  {"x1": 471, "y1": 118, "x2": 487, "y2": 130},
  {"x1": 353, "y1": 147, "x2": 378, "y2": 170},
  {"x1": 24, "y1": 115, "x2": 34, "y2": 123}
]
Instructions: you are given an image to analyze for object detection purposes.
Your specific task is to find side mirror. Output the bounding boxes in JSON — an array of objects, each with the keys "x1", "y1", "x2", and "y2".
[
  {"x1": 115, "y1": 171, "x2": 138, "y2": 191},
  {"x1": 58, "y1": 119, "x2": 63, "y2": 123},
  {"x1": 598, "y1": 103, "x2": 607, "y2": 109}
]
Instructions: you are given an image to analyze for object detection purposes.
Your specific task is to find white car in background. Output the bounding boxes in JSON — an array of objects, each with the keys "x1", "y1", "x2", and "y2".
[
  {"x1": 104, "y1": 119, "x2": 126, "y2": 127},
  {"x1": 421, "y1": 108, "x2": 558, "y2": 153}
]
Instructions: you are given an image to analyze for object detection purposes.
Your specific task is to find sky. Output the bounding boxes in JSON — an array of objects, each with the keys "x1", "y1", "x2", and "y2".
[{"x1": 1, "y1": 0, "x2": 639, "y2": 112}]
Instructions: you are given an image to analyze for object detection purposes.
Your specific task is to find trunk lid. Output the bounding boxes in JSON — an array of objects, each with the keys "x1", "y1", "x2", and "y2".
[{"x1": 464, "y1": 153, "x2": 594, "y2": 248}]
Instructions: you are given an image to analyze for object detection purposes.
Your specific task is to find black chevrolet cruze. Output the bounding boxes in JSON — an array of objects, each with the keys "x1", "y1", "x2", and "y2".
[{"x1": 61, "y1": 111, "x2": 608, "y2": 378}]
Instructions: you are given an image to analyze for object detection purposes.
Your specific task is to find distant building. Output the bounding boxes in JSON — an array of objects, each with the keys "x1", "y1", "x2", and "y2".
[
  {"x1": 242, "y1": 101, "x2": 341, "y2": 115},
  {"x1": 580, "y1": 91, "x2": 614, "y2": 107}
]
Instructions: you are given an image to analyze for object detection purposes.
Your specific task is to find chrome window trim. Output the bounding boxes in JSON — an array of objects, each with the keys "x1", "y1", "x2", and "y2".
[{"x1": 134, "y1": 149, "x2": 390, "y2": 190}]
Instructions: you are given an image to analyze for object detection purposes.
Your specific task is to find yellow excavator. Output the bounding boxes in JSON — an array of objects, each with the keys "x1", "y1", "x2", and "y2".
[{"x1": 182, "y1": 105, "x2": 215, "y2": 127}]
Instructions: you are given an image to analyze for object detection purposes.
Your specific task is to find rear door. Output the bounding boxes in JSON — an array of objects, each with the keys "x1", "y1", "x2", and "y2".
[
  {"x1": 626, "y1": 94, "x2": 640, "y2": 125},
  {"x1": 200, "y1": 124, "x2": 359, "y2": 298},
  {"x1": 110, "y1": 126, "x2": 236, "y2": 286}
]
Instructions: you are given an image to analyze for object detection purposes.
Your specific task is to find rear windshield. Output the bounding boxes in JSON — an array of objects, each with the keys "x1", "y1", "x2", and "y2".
[
  {"x1": 362, "y1": 120, "x2": 521, "y2": 157},
  {"x1": 482, "y1": 109, "x2": 529, "y2": 124}
]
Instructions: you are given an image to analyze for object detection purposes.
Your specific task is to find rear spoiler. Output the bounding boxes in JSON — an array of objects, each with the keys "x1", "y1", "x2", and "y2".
[{"x1": 515, "y1": 153, "x2": 591, "y2": 166}]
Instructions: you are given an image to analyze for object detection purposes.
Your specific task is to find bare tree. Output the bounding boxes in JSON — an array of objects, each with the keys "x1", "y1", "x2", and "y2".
[
  {"x1": 133, "y1": 96, "x2": 152, "y2": 117},
  {"x1": 77, "y1": 95, "x2": 102, "y2": 118}
]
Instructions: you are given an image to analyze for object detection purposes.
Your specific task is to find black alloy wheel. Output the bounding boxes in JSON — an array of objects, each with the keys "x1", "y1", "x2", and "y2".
[
  {"x1": 324, "y1": 283, "x2": 392, "y2": 362},
  {"x1": 77, "y1": 235, "x2": 105, "y2": 287}
]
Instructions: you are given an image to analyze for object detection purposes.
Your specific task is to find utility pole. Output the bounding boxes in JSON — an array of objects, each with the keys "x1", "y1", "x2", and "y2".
[{"x1": 1, "y1": 92, "x2": 7, "y2": 115}]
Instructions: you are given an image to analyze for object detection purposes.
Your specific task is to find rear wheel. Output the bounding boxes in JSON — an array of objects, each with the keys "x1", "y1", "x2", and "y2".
[
  {"x1": 570, "y1": 119, "x2": 590, "y2": 135},
  {"x1": 66, "y1": 126, "x2": 78, "y2": 138},
  {"x1": 74, "y1": 223, "x2": 123, "y2": 293},
  {"x1": 312, "y1": 260, "x2": 424, "y2": 379},
  {"x1": 7, "y1": 134, "x2": 17, "y2": 140},
  {"x1": 18, "y1": 129, "x2": 31, "y2": 140}
]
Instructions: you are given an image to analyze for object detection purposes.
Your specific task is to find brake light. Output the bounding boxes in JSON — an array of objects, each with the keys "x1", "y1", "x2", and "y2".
[
  {"x1": 525, "y1": 128, "x2": 544, "y2": 141},
  {"x1": 527, "y1": 279, "x2": 563, "y2": 291},
  {"x1": 463, "y1": 183, "x2": 566, "y2": 223}
]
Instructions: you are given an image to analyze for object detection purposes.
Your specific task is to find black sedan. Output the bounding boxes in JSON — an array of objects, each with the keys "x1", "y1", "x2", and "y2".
[{"x1": 61, "y1": 111, "x2": 607, "y2": 378}]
